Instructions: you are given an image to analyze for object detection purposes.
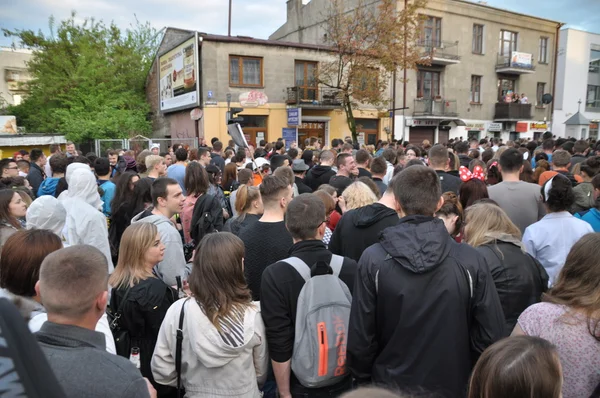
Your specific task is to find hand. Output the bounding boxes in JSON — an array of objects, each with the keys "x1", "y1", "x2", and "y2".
[
  {"x1": 338, "y1": 196, "x2": 347, "y2": 214},
  {"x1": 144, "y1": 378, "x2": 157, "y2": 398}
]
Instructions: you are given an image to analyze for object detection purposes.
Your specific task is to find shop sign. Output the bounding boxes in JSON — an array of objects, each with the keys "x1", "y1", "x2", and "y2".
[
  {"x1": 487, "y1": 122, "x2": 503, "y2": 132},
  {"x1": 406, "y1": 118, "x2": 438, "y2": 127},
  {"x1": 239, "y1": 91, "x2": 268, "y2": 107},
  {"x1": 530, "y1": 122, "x2": 548, "y2": 131},
  {"x1": 466, "y1": 122, "x2": 485, "y2": 131},
  {"x1": 511, "y1": 52, "x2": 533, "y2": 68},
  {"x1": 287, "y1": 108, "x2": 302, "y2": 126},
  {"x1": 300, "y1": 122, "x2": 324, "y2": 130},
  {"x1": 358, "y1": 132, "x2": 365, "y2": 145},
  {"x1": 516, "y1": 122, "x2": 529, "y2": 133}
]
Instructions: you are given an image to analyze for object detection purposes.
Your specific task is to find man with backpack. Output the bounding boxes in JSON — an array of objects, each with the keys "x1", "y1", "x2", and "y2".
[
  {"x1": 347, "y1": 165, "x2": 505, "y2": 398},
  {"x1": 261, "y1": 193, "x2": 357, "y2": 398}
]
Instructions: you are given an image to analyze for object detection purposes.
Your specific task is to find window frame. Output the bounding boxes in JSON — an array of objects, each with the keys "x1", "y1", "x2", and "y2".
[
  {"x1": 587, "y1": 85, "x2": 600, "y2": 110},
  {"x1": 294, "y1": 60, "x2": 319, "y2": 101},
  {"x1": 472, "y1": 24, "x2": 484, "y2": 55},
  {"x1": 470, "y1": 75, "x2": 482, "y2": 104},
  {"x1": 539, "y1": 37, "x2": 549, "y2": 64},
  {"x1": 499, "y1": 30, "x2": 518, "y2": 56},
  {"x1": 417, "y1": 70, "x2": 441, "y2": 99},
  {"x1": 229, "y1": 55, "x2": 264, "y2": 88},
  {"x1": 419, "y1": 15, "x2": 442, "y2": 47},
  {"x1": 536, "y1": 82, "x2": 546, "y2": 106}
]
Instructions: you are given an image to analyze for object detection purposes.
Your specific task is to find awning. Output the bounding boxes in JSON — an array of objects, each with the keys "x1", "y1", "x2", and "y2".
[
  {"x1": 439, "y1": 119, "x2": 466, "y2": 127},
  {"x1": 0, "y1": 135, "x2": 67, "y2": 147}
]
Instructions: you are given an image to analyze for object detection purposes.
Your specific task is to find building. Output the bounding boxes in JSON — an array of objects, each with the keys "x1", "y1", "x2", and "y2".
[
  {"x1": 272, "y1": 0, "x2": 563, "y2": 144},
  {"x1": 552, "y1": 28, "x2": 600, "y2": 140},
  {"x1": 146, "y1": 28, "x2": 389, "y2": 148},
  {"x1": 0, "y1": 47, "x2": 32, "y2": 110}
]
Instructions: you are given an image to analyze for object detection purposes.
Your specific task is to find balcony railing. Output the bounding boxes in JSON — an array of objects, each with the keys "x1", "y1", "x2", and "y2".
[
  {"x1": 417, "y1": 40, "x2": 460, "y2": 66},
  {"x1": 413, "y1": 98, "x2": 458, "y2": 117},
  {"x1": 494, "y1": 103, "x2": 532, "y2": 120},
  {"x1": 496, "y1": 53, "x2": 535, "y2": 73},
  {"x1": 286, "y1": 87, "x2": 342, "y2": 107}
]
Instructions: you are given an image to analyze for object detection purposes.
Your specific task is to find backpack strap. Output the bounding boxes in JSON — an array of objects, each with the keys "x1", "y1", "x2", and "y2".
[
  {"x1": 283, "y1": 257, "x2": 311, "y2": 282},
  {"x1": 329, "y1": 254, "x2": 344, "y2": 277},
  {"x1": 176, "y1": 298, "x2": 191, "y2": 398}
]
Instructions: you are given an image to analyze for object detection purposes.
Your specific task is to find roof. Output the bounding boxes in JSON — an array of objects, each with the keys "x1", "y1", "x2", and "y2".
[
  {"x1": 198, "y1": 33, "x2": 333, "y2": 52},
  {"x1": 452, "y1": 0, "x2": 563, "y2": 25},
  {"x1": 564, "y1": 111, "x2": 591, "y2": 125}
]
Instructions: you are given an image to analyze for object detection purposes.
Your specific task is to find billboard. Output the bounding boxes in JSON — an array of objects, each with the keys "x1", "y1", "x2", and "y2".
[
  {"x1": 158, "y1": 35, "x2": 199, "y2": 113},
  {"x1": 511, "y1": 51, "x2": 533, "y2": 68}
]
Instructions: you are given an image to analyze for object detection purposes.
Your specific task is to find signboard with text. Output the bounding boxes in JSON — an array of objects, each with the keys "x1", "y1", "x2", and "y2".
[
  {"x1": 287, "y1": 108, "x2": 302, "y2": 126},
  {"x1": 530, "y1": 122, "x2": 548, "y2": 131},
  {"x1": 487, "y1": 122, "x2": 503, "y2": 132},
  {"x1": 239, "y1": 91, "x2": 268, "y2": 108},
  {"x1": 159, "y1": 35, "x2": 199, "y2": 113},
  {"x1": 511, "y1": 51, "x2": 533, "y2": 68},
  {"x1": 282, "y1": 127, "x2": 297, "y2": 150}
]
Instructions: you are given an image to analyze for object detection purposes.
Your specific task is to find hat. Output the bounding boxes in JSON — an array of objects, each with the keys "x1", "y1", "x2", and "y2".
[
  {"x1": 124, "y1": 156, "x2": 137, "y2": 171},
  {"x1": 254, "y1": 157, "x2": 270, "y2": 169},
  {"x1": 292, "y1": 159, "x2": 309, "y2": 172},
  {"x1": 150, "y1": 143, "x2": 160, "y2": 150}
]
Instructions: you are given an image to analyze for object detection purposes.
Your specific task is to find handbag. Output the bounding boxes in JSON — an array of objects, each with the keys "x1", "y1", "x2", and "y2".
[
  {"x1": 107, "y1": 286, "x2": 132, "y2": 358},
  {"x1": 176, "y1": 298, "x2": 191, "y2": 398}
]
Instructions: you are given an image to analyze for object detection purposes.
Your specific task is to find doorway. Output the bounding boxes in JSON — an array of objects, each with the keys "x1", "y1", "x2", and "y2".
[
  {"x1": 298, "y1": 121, "x2": 326, "y2": 149},
  {"x1": 498, "y1": 77, "x2": 517, "y2": 102},
  {"x1": 240, "y1": 115, "x2": 268, "y2": 147}
]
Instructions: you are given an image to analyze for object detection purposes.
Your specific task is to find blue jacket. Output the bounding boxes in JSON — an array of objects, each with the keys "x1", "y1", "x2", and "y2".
[
  {"x1": 37, "y1": 177, "x2": 60, "y2": 198},
  {"x1": 98, "y1": 180, "x2": 116, "y2": 217},
  {"x1": 576, "y1": 208, "x2": 600, "y2": 232}
]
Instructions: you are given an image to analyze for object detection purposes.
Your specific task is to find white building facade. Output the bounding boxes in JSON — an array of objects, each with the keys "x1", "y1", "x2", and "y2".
[{"x1": 553, "y1": 28, "x2": 600, "y2": 139}]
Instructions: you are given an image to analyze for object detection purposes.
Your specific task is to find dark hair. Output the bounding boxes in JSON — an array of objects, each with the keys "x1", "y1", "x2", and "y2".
[
  {"x1": 370, "y1": 156, "x2": 387, "y2": 175},
  {"x1": 481, "y1": 148, "x2": 494, "y2": 163},
  {"x1": 275, "y1": 141, "x2": 285, "y2": 151},
  {"x1": 355, "y1": 149, "x2": 370, "y2": 165},
  {"x1": 301, "y1": 150, "x2": 314, "y2": 168},
  {"x1": 393, "y1": 166, "x2": 441, "y2": 216},
  {"x1": 468, "y1": 336, "x2": 562, "y2": 398},
  {"x1": 459, "y1": 179, "x2": 489, "y2": 210},
  {"x1": 543, "y1": 174, "x2": 575, "y2": 212},
  {"x1": 437, "y1": 192, "x2": 463, "y2": 237},
  {"x1": 213, "y1": 141, "x2": 223, "y2": 152},
  {"x1": 151, "y1": 177, "x2": 179, "y2": 207},
  {"x1": 520, "y1": 160, "x2": 535, "y2": 183},
  {"x1": 285, "y1": 194, "x2": 325, "y2": 240},
  {"x1": 382, "y1": 148, "x2": 397, "y2": 164},
  {"x1": 205, "y1": 164, "x2": 221, "y2": 186},
  {"x1": 0, "y1": 189, "x2": 21, "y2": 229},
  {"x1": 184, "y1": 162, "x2": 209, "y2": 197},
  {"x1": 93, "y1": 157, "x2": 111, "y2": 176},
  {"x1": 551, "y1": 150, "x2": 571, "y2": 168},
  {"x1": 111, "y1": 171, "x2": 139, "y2": 214},
  {"x1": 580, "y1": 156, "x2": 600, "y2": 178},
  {"x1": 0, "y1": 230, "x2": 62, "y2": 297},
  {"x1": 428, "y1": 145, "x2": 448, "y2": 167},
  {"x1": 30, "y1": 149, "x2": 44, "y2": 163},
  {"x1": 287, "y1": 148, "x2": 298, "y2": 160},
  {"x1": 238, "y1": 168, "x2": 253, "y2": 185},
  {"x1": 404, "y1": 158, "x2": 425, "y2": 168},
  {"x1": 455, "y1": 141, "x2": 469, "y2": 154},
  {"x1": 499, "y1": 148, "x2": 523, "y2": 173},
  {"x1": 574, "y1": 140, "x2": 589, "y2": 154},
  {"x1": 542, "y1": 139, "x2": 555, "y2": 151},
  {"x1": 174, "y1": 147, "x2": 188, "y2": 162},
  {"x1": 69, "y1": 155, "x2": 91, "y2": 166},
  {"x1": 331, "y1": 138, "x2": 341, "y2": 148},
  {"x1": 49, "y1": 154, "x2": 68, "y2": 175},
  {"x1": 336, "y1": 153, "x2": 352, "y2": 169},
  {"x1": 0, "y1": 159, "x2": 15, "y2": 174},
  {"x1": 260, "y1": 175, "x2": 290, "y2": 206},
  {"x1": 592, "y1": 173, "x2": 600, "y2": 191},
  {"x1": 130, "y1": 177, "x2": 153, "y2": 215},
  {"x1": 313, "y1": 190, "x2": 336, "y2": 215}
]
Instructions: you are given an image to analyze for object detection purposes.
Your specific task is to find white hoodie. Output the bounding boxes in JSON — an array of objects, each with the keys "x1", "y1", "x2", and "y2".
[{"x1": 152, "y1": 298, "x2": 268, "y2": 397}]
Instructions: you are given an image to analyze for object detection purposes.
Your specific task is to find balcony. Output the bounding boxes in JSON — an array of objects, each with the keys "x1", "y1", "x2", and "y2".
[
  {"x1": 286, "y1": 87, "x2": 342, "y2": 109},
  {"x1": 418, "y1": 40, "x2": 461, "y2": 66},
  {"x1": 496, "y1": 53, "x2": 535, "y2": 74},
  {"x1": 494, "y1": 103, "x2": 532, "y2": 121},
  {"x1": 413, "y1": 98, "x2": 458, "y2": 117}
]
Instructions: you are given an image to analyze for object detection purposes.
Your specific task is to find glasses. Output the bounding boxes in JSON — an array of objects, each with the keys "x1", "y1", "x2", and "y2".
[{"x1": 6, "y1": 167, "x2": 18, "y2": 170}]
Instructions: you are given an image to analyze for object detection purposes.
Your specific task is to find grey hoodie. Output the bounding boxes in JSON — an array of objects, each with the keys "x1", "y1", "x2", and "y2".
[{"x1": 131, "y1": 210, "x2": 189, "y2": 286}]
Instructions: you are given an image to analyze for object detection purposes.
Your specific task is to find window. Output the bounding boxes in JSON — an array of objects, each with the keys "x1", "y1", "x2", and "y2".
[
  {"x1": 229, "y1": 56, "x2": 263, "y2": 87},
  {"x1": 587, "y1": 85, "x2": 600, "y2": 109},
  {"x1": 420, "y1": 16, "x2": 442, "y2": 47},
  {"x1": 472, "y1": 24, "x2": 484, "y2": 54},
  {"x1": 536, "y1": 83, "x2": 546, "y2": 106},
  {"x1": 295, "y1": 61, "x2": 318, "y2": 101},
  {"x1": 589, "y1": 48, "x2": 600, "y2": 73},
  {"x1": 353, "y1": 67, "x2": 379, "y2": 99},
  {"x1": 499, "y1": 30, "x2": 518, "y2": 55},
  {"x1": 470, "y1": 75, "x2": 481, "y2": 103},
  {"x1": 417, "y1": 70, "x2": 440, "y2": 98},
  {"x1": 498, "y1": 78, "x2": 516, "y2": 102},
  {"x1": 539, "y1": 37, "x2": 549, "y2": 63}
]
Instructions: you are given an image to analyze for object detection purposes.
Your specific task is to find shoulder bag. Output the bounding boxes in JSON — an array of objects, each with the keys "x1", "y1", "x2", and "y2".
[{"x1": 107, "y1": 286, "x2": 132, "y2": 357}]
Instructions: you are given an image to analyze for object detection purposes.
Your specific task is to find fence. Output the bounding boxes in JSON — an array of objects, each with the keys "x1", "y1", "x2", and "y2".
[{"x1": 94, "y1": 137, "x2": 198, "y2": 157}]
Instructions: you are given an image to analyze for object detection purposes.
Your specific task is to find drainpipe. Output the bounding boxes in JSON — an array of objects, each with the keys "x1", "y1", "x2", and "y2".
[{"x1": 550, "y1": 22, "x2": 565, "y2": 126}]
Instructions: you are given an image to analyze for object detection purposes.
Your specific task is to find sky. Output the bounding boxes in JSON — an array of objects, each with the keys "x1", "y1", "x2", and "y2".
[{"x1": 1, "y1": 0, "x2": 599, "y2": 47}]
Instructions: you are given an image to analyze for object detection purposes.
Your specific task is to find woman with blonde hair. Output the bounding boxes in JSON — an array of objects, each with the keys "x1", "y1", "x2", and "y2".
[
  {"x1": 152, "y1": 232, "x2": 268, "y2": 397},
  {"x1": 223, "y1": 185, "x2": 263, "y2": 236},
  {"x1": 342, "y1": 181, "x2": 378, "y2": 212},
  {"x1": 109, "y1": 222, "x2": 176, "y2": 396},
  {"x1": 465, "y1": 202, "x2": 548, "y2": 335}
]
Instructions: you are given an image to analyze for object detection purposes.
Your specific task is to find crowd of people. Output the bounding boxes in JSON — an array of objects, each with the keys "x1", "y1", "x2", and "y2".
[{"x1": 0, "y1": 132, "x2": 599, "y2": 398}]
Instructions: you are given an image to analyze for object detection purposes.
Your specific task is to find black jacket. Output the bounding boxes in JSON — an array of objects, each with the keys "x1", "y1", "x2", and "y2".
[
  {"x1": 476, "y1": 239, "x2": 549, "y2": 336},
  {"x1": 358, "y1": 167, "x2": 372, "y2": 178},
  {"x1": 329, "y1": 202, "x2": 398, "y2": 261},
  {"x1": 261, "y1": 240, "x2": 357, "y2": 395},
  {"x1": 190, "y1": 193, "x2": 224, "y2": 243},
  {"x1": 27, "y1": 162, "x2": 45, "y2": 197},
  {"x1": 222, "y1": 213, "x2": 260, "y2": 236},
  {"x1": 458, "y1": 154, "x2": 471, "y2": 168},
  {"x1": 210, "y1": 153, "x2": 226, "y2": 172},
  {"x1": 304, "y1": 165, "x2": 336, "y2": 191},
  {"x1": 294, "y1": 176, "x2": 313, "y2": 194},
  {"x1": 329, "y1": 175, "x2": 354, "y2": 196},
  {"x1": 436, "y1": 170, "x2": 462, "y2": 195},
  {"x1": 347, "y1": 216, "x2": 505, "y2": 398}
]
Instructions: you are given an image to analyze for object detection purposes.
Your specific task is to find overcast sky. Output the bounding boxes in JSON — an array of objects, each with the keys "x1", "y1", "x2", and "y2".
[{"x1": 1, "y1": 0, "x2": 599, "y2": 47}]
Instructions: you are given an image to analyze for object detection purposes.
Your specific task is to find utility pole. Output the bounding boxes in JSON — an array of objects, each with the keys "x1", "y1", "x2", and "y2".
[{"x1": 228, "y1": 0, "x2": 232, "y2": 36}]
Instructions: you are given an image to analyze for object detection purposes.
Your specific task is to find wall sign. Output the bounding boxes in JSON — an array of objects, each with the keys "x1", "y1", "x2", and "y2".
[
  {"x1": 287, "y1": 108, "x2": 302, "y2": 126},
  {"x1": 239, "y1": 91, "x2": 268, "y2": 107},
  {"x1": 487, "y1": 122, "x2": 503, "y2": 132}
]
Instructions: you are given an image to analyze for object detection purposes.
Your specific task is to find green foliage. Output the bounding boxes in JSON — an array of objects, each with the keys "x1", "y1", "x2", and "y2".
[{"x1": 3, "y1": 13, "x2": 161, "y2": 142}]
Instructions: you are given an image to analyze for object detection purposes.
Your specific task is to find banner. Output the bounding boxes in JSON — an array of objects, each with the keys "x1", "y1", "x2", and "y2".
[
  {"x1": 159, "y1": 35, "x2": 199, "y2": 113},
  {"x1": 510, "y1": 51, "x2": 532, "y2": 68},
  {"x1": 0, "y1": 116, "x2": 17, "y2": 134},
  {"x1": 282, "y1": 128, "x2": 297, "y2": 150}
]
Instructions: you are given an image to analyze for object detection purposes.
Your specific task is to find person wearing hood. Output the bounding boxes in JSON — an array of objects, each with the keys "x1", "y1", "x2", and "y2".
[
  {"x1": 37, "y1": 154, "x2": 67, "y2": 198},
  {"x1": 464, "y1": 202, "x2": 549, "y2": 336},
  {"x1": 152, "y1": 232, "x2": 268, "y2": 397},
  {"x1": 329, "y1": 176, "x2": 400, "y2": 261},
  {"x1": 26, "y1": 196, "x2": 67, "y2": 240},
  {"x1": 61, "y1": 167, "x2": 114, "y2": 273},
  {"x1": 304, "y1": 150, "x2": 336, "y2": 191},
  {"x1": 576, "y1": 173, "x2": 600, "y2": 231},
  {"x1": 347, "y1": 165, "x2": 505, "y2": 398},
  {"x1": 131, "y1": 177, "x2": 188, "y2": 286},
  {"x1": 56, "y1": 162, "x2": 93, "y2": 201}
]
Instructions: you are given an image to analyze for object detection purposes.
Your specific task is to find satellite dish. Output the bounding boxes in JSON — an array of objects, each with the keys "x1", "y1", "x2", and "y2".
[{"x1": 542, "y1": 94, "x2": 553, "y2": 105}]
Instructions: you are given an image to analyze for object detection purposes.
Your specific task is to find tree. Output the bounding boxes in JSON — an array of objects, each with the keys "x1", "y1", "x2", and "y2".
[
  {"x1": 3, "y1": 13, "x2": 161, "y2": 142},
  {"x1": 320, "y1": 0, "x2": 427, "y2": 143}
]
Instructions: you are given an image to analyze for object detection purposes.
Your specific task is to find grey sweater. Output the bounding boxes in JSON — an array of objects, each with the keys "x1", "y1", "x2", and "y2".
[{"x1": 36, "y1": 322, "x2": 150, "y2": 398}]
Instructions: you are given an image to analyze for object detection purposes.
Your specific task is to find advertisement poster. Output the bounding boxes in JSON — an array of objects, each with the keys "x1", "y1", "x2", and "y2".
[
  {"x1": 282, "y1": 127, "x2": 297, "y2": 150},
  {"x1": 159, "y1": 36, "x2": 199, "y2": 113},
  {"x1": 511, "y1": 51, "x2": 532, "y2": 68},
  {"x1": 0, "y1": 116, "x2": 17, "y2": 134}
]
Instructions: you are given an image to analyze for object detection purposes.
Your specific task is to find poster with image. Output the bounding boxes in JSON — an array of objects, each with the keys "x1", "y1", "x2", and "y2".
[{"x1": 159, "y1": 35, "x2": 199, "y2": 112}]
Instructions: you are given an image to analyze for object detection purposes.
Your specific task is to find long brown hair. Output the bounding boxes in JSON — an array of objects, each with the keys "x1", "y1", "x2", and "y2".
[
  {"x1": 222, "y1": 163, "x2": 238, "y2": 191},
  {"x1": 188, "y1": 232, "x2": 252, "y2": 329},
  {"x1": 109, "y1": 223, "x2": 158, "y2": 289},
  {"x1": 0, "y1": 189, "x2": 22, "y2": 229},
  {"x1": 234, "y1": 184, "x2": 261, "y2": 221},
  {"x1": 464, "y1": 202, "x2": 521, "y2": 247},
  {"x1": 468, "y1": 336, "x2": 562, "y2": 398},
  {"x1": 543, "y1": 233, "x2": 600, "y2": 340}
]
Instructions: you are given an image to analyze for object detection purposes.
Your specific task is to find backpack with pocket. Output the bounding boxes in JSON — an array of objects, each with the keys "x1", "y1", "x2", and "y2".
[
  {"x1": 282, "y1": 255, "x2": 351, "y2": 388},
  {"x1": 190, "y1": 194, "x2": 223, "y2": 244}
]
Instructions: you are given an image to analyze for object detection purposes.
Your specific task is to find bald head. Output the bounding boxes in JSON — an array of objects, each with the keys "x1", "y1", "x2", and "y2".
[{"x1": 38, "y1": 245, "x2": 108, "y2": 319}]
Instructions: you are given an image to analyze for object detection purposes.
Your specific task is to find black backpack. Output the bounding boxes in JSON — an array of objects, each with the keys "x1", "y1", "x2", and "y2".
[{"x1": 190, "y1": 193, "x2": 224, "y2": 244}]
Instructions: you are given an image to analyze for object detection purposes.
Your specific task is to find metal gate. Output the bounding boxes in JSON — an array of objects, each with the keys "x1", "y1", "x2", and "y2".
[
  {"x1": 94, "y1": 139, "x2": 128, "y2": 157},
  {"x1": 94, "y1": 136, "x2": 198, "y2": 157}
]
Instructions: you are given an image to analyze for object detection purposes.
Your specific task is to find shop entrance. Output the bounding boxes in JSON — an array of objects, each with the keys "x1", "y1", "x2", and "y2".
[
  {"x1": 298, "y1": 121, "x2": 326, "y2": 149},
  {"x1": 240, "y1": 115, "x2": 268, "y2": 147},
  {"x1": 355, "y1": 118, "x2": 379, "y2": 146},
  {"x1": 409, "y1": 126, "x2": 435, "y2": 145}
]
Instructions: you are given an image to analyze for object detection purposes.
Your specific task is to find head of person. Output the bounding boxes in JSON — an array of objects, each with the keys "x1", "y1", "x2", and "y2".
[
  {"x1": 464, "y1": 202, "x2": 521, "y2": 247},
  {"x1": 17, "y1": 160, "x2": 29, "y2": 174},
  {"x1": 238, "y1": 168, "x2": 254, "y2": 186},
  {"x1": 337, "y1": 153, "x2": 357, "y2": 176},
  {"x1": 0, "y1": 229, "x2": 63, "y2": 299},
  {"x1": 370, "y1": 156, "x2": 387, "y2": 178},
  {"x1": 188, "y1": 232, "x2": 251, "y2": 327},
  {"x1": 542, "y1": 139, "x2": 555, "y2": 153},
  {"x1": 260, "y1": 175, "x2": 293, "y2": 213},
  {"x1": 428, "y1": 145, "x2": 449, "y2": 170},
  {"x1": 93, "y1": 157, "x2": 111, "y2": 178},
  {"x1": 0, "y1": 159, "x2": 18, "y2": 178},
  {"x1": 341, "y1": 143, "x2": 353, "y2": 154},
  {"x1": 459, "y1": 179, "x2": 489, "y2": 210},
  {"x1": 0, "y1": 189, "x2": 27, "y2": 228},
  {"x1": 436, "y1": 192, "x2": 463, "y2": 237},
  {"x1": 551, "y1": 149, "x2": 571, "y2": 170},
  {"x1": 184, "y1": 162, "x2": 209, "y2": 198},
  {"x1": 163, "y1": 153, "x2": 173, "y2": 167},
  {"x1": 152, "y1": 177, "x2": 184, "y2": 217},
  {"x1": 107, "y1": 150, "x2": 119, "y2": 167},
  {"x1": 131, "y1": 177, "x2": 153, "y2": 215},
  {"x1": 36, "y1": 245, "x2": 110, "y2": 324},
  {"x1": 405, "y1": 147, "x2": 419, "y2": 160},
  {"x1": 109, "y1": 223, "x2": 164, "y2": 289},
  {"x1": 273, "y1": 166, "x2": 295, "y2": 188},
  {"x1": 498, "y1": 148, "x2": 524, "y2": 175},
  {"x1": 468, "y1": 336, "x2": 562, "y2": 398},
  {"x1": 66, "y1": 168, "x2": 102, "y2": 210},
  {"x1": 223, "y1": 163, "x2": 238, "y2": 189},
  {"x1": 49, "y1": 154, "x2": 68, "y2": 177},
  {"x1": 174, "y1": 147, "x2": 188, "y2": 163},
  {"x1": 113, "y1": 171, "x2": 140, "y2": 203},
  {"x1": 455, "y1": 141, "x2": 469, "y2": 155},
  {"x1": 286, "y1": 193, "x2": 327, "y2": 242},
  {"x1": 318, "y1": 149, "x2": 335, "y2": 166},
  {"x1": 26, "y1": 196, "x2": 67, "y2": 236},
  {"x1": 382, "y1": 148, "x2": 397, "y2": 165},
  {"x1": 342, "y1": 181, "x2": 378, "y2": 211},
  {"x1": 354, "y1": 149, "x2": 370, "y2": 168},
  {"x1": 358, "y1": 176, "x2": 381, "y2": 199},
  {"x1": 593, "y1": 174, "x2": 600, "y2": 202},
  {"x1": 30, "y1": 149, "x2": 46, "y2": 167},
  {"x1": 580, "y1": 156, "x2": 600, "y2": 181},
  {"x1": 574, "y1": 139, "x2": 589, "y2": 155},
  {"x1": 235, "y1": 185, "x2": 263, "y2": 219},
  {"x1": 196, "y1": 147, "x2": 210, "y2": 166},
  {"x1": 317, "y1": 184, "x2": 338, "y2": 200},
  {"x1": 393, "y1": 166, "x2": 442, "y2": 217},
  {"x1": 65, "y1": 142, "x2": 76, "y2": 155},
  {"x1": 150, "y1": 144, "x2": 160, "y2": 155},
  {"x1": 313, "y1": 190, "x2": 336, "y2": 220},
  {"x1": 542, "y1": 174, "x2": 575, "y2": 213},
  {"x1": 145, "y1": 155, "x2": 166, "y2": 177},
  {"x1": 212, "y1": 141, "x2": 223, "y2": 153}
]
